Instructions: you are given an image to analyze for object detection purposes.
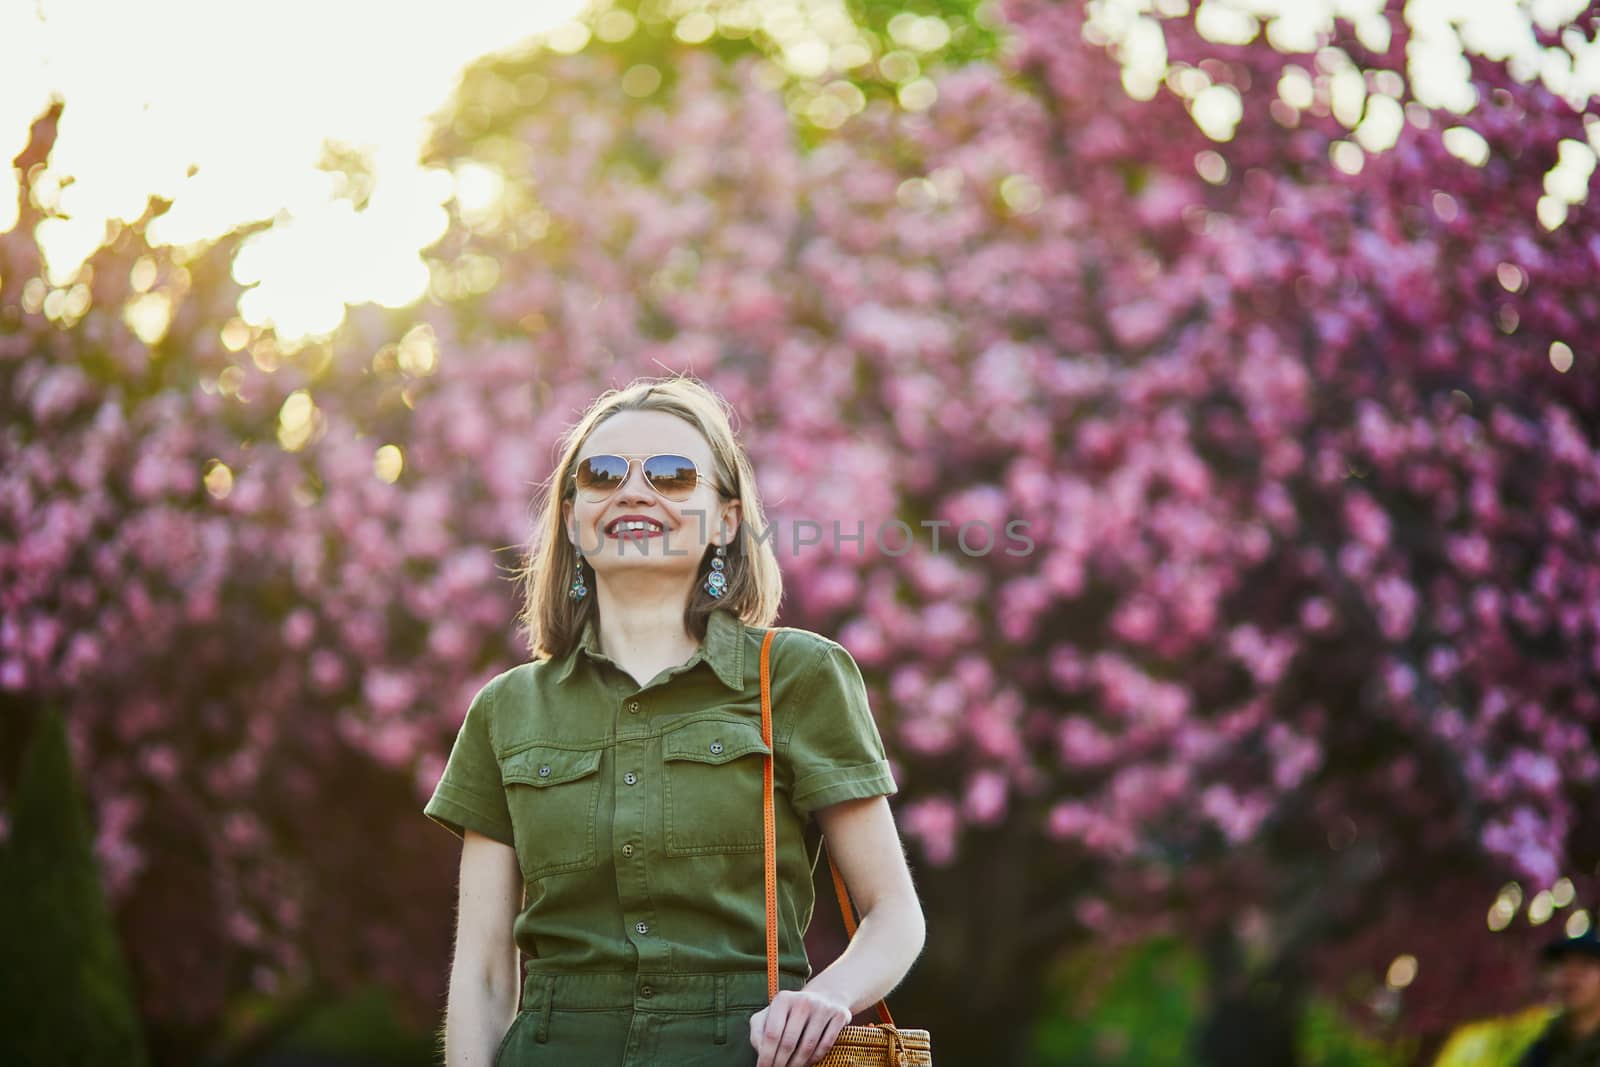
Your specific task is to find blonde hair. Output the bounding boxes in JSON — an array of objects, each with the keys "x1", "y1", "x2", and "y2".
[{"x1": 515, "y1": 375, "x2": 784, "y2": 661}]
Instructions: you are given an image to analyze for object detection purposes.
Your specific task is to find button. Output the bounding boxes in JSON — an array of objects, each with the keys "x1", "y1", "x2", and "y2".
[
  {"x1": 640, "y1": 986, "x2": 654, "y2": 999},
  {"x1": 709, "y1": 741, "x2": 724, "y2": 755},
  {"x1": 627, "y1": 700, "x2": 641, "y2": 714},
  {"x1": 621, "y1": 843, "x2": 634, "y2": 857},
  {"x1": 624, "y1": 772, "x2": 638, "y2": 786},
  {"x1": 538, "y1": 764, "x2": 551, "y2": 777},
  {"x1": 635, "y1": 921, "x2": 649, "y2": 935}
]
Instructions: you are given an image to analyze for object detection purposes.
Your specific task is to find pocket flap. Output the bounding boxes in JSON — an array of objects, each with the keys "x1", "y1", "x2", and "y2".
[
  {"x1": 663, "y1": 719, "x2": 771, "y2": 765},
  {"x1": 500, "y1": 745, "x2": 603, "y2": 787}
]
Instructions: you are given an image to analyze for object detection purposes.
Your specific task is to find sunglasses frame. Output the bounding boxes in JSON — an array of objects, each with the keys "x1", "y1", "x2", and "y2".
[{"x1": 569, "y1": 451, "x2": 730, "y2": 502}]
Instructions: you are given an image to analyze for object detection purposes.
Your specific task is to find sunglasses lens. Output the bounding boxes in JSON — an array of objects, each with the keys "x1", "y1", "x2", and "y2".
[
  {"x1": 575, "y1": 454, "x2": 628, "y2": 496},
  {"x1": 643, "y1": 454, "x2": 699, "y2": 499}
]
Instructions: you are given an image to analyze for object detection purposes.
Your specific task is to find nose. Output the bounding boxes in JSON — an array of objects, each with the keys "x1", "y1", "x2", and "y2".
[{"x1": 616, "y1": 458, "x2": 656, "y2": 501}]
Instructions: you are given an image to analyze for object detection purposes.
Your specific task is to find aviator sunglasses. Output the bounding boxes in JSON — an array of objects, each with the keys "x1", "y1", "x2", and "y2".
[{"x1": 570, "y1": 452, "x2": 729, "y2": 502}]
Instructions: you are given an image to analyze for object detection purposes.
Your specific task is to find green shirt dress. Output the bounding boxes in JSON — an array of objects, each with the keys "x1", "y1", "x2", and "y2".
[{"x1": 423, "y1": 606, "x2": 900, "y2": 1066}]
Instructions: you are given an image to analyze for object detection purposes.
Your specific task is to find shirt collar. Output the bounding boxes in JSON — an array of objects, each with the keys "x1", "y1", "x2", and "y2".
[{"x1": 555, "y1": 606, "x2": 746, "y2": 692}]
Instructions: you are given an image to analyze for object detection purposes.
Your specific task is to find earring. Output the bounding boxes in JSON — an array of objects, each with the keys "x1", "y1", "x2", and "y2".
[
  {"x1": 703, "y1": 543, "x2": 727, "y2": 598},
  {"x1": 567, "y1": 556, "x2": 588, "y2": 600}
]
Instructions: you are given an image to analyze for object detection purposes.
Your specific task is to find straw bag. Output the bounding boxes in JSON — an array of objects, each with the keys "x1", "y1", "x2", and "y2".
[{"x1": 757, "y1": 629, "x2": 933, "y2": 1067}]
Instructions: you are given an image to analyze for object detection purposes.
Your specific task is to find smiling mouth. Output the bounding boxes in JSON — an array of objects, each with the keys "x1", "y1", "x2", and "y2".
[{"x1": 606, "y1": 520, "x2": 666, "y2": 538}]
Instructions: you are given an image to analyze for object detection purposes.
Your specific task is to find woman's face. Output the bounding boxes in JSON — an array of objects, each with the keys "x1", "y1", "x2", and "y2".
[{"x1": 562, "y1": 409, "x2": 738, "y2": 580}]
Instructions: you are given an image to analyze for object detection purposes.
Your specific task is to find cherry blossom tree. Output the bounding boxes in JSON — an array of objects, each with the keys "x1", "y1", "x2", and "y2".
[
  {"x1": 415, "y1": 4, "x2": 1599, "y2": 1059},
  {"x1": 4, "y1": 1, "x2": 1598, "y2": 1062}
]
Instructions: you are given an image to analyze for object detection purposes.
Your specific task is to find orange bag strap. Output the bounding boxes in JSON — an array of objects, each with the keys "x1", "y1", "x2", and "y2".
[
  {"x1": 760, "y1": 629, "x2": 895, "y2": 1026},
  {"x1": 762, "y1": 630, "x2": 779, "y2": 998}
]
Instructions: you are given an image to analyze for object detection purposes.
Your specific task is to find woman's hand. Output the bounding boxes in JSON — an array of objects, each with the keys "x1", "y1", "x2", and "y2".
[{"x1": 748, "y1": 988, "x2": 853, "y2": 1067}]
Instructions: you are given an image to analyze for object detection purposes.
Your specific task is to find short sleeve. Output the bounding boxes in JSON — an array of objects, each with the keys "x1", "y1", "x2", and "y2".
[
  {"x1": 781, "y1": 640, "x2": 899, "y2": 819},
  {"x1": 423, "y1": 679, "x2": 515, "y2": 847}
]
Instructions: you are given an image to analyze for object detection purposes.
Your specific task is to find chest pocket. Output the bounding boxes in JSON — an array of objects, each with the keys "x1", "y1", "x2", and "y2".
[
  {"x1": 661, "y1": 718, "x2": 772, "y2": 856},
  {"x1": 499, "y1": 745, "x2": 603, "y2": 881}
]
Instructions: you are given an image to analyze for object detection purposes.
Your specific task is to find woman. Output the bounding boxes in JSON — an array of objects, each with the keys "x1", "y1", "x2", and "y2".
[{"x1": 423, "y1": 376, "x2": 926, "y2": 1067}]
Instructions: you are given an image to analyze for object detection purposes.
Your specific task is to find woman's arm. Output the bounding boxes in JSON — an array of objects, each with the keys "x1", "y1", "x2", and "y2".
[
  {"x1": 750, "y1": 795, "x2": 927, "y2": 1067},
  {"x1": 442, "y1": 830, "x2": 524, "y2": 1066},
  {"x1": 804, "y1": 795, "x2": 926, "y2": 1012}
]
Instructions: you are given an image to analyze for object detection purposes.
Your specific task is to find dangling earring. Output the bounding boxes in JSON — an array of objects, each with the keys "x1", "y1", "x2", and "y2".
[
  {"x1": 567, "y1": 556, "x2": 588, "y2": 600},
  {"x1": 703, "y1": 543, "x2": 727, "y2": 598}
]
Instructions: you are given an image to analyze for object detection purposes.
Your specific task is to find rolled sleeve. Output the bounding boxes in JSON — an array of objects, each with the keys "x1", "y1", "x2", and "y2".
[
  {"x1": 781, "y1": 640, "x2": 899, "y2": 819},
  {"x1": 423, "y1": 678, "x2": 515, "y2": 847}
]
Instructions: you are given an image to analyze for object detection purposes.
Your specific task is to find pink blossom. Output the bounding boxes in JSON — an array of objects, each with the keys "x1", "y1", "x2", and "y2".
[
  {"x1": 1057, "y1": 716, "x2": 1117, "y2": 767},
  {"x1": 1111, "y1": 595, "x2": 1162, "y2": 646},
  {"x1": 1265, "y1": 724, "x2": 1322, "y2": 791},
  {"x1": 1372, "y1": 574, "x2": 1418, "y2": 640},
  {"x1": 1383, "y1": 660, "x2": 1417, "y2": 701},
  {"x1": 901, "y1": 796, "x2": 960, "y2": 866},
  {"x1": 1344, "y1": 492, "x2": 1395, "y2": 550},
  {"x1": 1048, "y1": 644, "x2": 1087, "y2": 690},
  {"x1": 1046, "y1": 801, "x2": 1092, "y2": 840},
  {"x1": 0, "y1": 659, "x2": 25, "y2": 690},
  {"x1": 139, "y1": 744, "x2": 179, "y2": 783},
  {"x1": 963, "y1": 770, "x2": 1008, "y2": 825},
  {"x1": 311, "y1": 650, "x2": 346, "y2": 693},
  {"x1": 1075, "y1": 897, "x2": 1112, "y2": 932},
  {"x1": 1228, "y1": 625, "x2": 1297, "y2": 685},
  {"x1": 363, "y1": 668, "x2": 416, "y2": 715},
  {"x1": 1200, "y1": 785, "x2": 1268, "y2": 844},
  {"x1": 227, "y1": 911, "x2": 264, "y2": 946},
  {"x1": 1299, "y1": 597, "x2": 1335, "y2": 632}
]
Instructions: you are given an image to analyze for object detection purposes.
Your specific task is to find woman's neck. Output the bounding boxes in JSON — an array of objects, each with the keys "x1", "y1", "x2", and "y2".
[{"x1": 592, "y1": 588, "x2": 700, "y2": 688}]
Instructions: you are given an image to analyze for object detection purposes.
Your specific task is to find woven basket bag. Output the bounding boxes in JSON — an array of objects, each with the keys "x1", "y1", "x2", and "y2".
[{"x1": 758, "y1": 629, "x2": 933, "y2": 1067}]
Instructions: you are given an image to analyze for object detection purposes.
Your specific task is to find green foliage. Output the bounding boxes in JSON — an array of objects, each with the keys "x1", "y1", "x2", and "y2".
[
  {"x1": 0, "y1": 707, "x2": 148, "y2": 1066},
  {"x1": 1031, "y1": 937, "x2": 1205, "y2": 1066},
  {"x1": 844, "y1": 0, "x2": 1004, "y2": 68},
  {"x1": 436, "y1": 0, "x2": 1005, "y2": 165},
  {"x1": 1431, "y1": 1005, "x2": 1556, "y2": 1067},
  {"x1": 1299, "y1": 997, "x2": 1415, "y2": 1067},
  {"x1": 239, "y1": 984, "x2": 437, "y2": 1067},
  {"x1": 1030, "y1": 936, "x2": 1423, "y2": 1067}
]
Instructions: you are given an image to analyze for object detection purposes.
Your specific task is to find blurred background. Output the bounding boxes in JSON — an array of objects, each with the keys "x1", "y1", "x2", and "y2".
[{"x1": 2, "y1": 0, "x2": 1599, "y2": 1064}]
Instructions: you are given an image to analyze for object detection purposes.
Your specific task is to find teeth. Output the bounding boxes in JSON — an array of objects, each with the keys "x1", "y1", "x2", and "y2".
[{"x1": 612, "y1": 520, "x2": 661, "y2": 533}]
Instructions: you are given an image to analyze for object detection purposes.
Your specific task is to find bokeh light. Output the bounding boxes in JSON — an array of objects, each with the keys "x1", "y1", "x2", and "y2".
[
  {"x1": 1088, "y1": 0, "x2": 1600, "y2": 223},
  {"x1": 1, "y1": 0, "x2": 585, "y2": 339},
  {"x1": 1385, "y1": 954, "x2": 1419, "y2": 990}
]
